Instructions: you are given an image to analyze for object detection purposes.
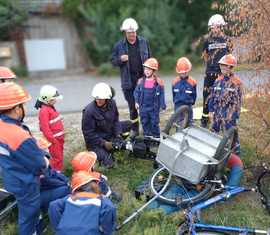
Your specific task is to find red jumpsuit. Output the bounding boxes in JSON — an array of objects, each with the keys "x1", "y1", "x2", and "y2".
[{"x1": 39, "y1": 105, "x2": 64, "y2": 171}]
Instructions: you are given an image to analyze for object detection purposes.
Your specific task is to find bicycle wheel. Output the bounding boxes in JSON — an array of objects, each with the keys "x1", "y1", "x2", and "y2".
[
  {"x1": 163, "y1": 105, "x2": 190, "y2": 136},
  {"x1": 213, "y1": 127, "x2": 236, "y2": 161},
  {"x1": 150, "y1": 167, "x2": 215, "y2": 206}
]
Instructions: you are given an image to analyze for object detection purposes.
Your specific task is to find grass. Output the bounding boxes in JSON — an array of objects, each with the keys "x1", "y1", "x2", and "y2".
[{"x1": 1, "y1": 110, "x2": 270, "y2": 234}]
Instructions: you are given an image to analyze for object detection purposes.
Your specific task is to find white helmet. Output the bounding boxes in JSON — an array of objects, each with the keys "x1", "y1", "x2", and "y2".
[
  {"x1": 92, "y1": 83, "x2": 112, "y2": 99},
  {"x1": 120, "y1": 18, "x2": 138, "y2": 32},
  {"x1": 39, "y1": 85, "x2": 63, "y2": 104},
  {"x1": 208, "y1": 14, "x2": 226, "y2": 27}
]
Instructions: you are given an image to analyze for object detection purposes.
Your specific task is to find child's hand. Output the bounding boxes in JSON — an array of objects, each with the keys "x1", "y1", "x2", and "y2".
[
  {"x1": 209, "y1": 112, "x2": 213, "y2": 124},
  {"x1": 135, "y1": 103, "x2": 139, "y2": 110}
]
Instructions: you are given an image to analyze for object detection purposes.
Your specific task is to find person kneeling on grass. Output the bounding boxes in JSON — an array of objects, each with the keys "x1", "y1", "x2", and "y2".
[
  {"x1": 82, "y1": 83, "x2": 131, "y2": 168},
  {"x1": 48, "y1": 171, "x2": 116, "y2": 235}
]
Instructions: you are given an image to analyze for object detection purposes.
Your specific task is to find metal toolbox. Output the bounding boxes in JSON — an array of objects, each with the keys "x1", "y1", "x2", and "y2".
[{"x1": 156, "y1": 126, "x2": 223, "y2": 184}]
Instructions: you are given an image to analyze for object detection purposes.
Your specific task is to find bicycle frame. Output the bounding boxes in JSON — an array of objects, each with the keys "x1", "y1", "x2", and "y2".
[{"x1": 185, "y1": 186, "x2": 269, "y2": 235}]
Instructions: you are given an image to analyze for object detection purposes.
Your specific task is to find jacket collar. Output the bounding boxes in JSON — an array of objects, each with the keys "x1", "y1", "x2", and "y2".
[{"x1": 0, "y1": 113, "x2": 22, "y2": 126}]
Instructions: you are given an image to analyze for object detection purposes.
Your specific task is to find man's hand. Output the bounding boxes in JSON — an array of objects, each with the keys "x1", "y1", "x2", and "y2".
[
  {"x1": 135, "y1": 103, "x2": 139, "y2": 110},
  {"x1": 120, "y1": 54, "x2": 129, "y2": 62},
  {"x1": 104, "y1": 141, "x2": 113, "y2": 151}
]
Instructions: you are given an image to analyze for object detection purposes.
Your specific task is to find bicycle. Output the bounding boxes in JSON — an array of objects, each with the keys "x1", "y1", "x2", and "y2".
[{"x1": 176, "y1": 164, "x2": 270, "y2": 235}]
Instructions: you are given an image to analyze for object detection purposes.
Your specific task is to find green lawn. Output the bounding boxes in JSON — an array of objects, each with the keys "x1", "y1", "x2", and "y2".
[{"x1": 1, "y1": 111, "x2": 270, "y2": 235}]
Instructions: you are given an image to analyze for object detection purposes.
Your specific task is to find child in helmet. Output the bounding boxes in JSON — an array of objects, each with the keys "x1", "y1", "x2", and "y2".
[
  {"x1": 201, "y1": 14, "x2": 233, "y2": 127},
  {"x1": 71, "y1": 151, "x2": 112, "y2": 198},
  {"x1": 172, "y1": 57, "x2": 197, "y2": 124},
  {"x1": 48, "y1": 171, "x2": 116, "y2": 235},
  {"x1": 134, "y1": 57, "x2": 166, "y2": 138},
  {"x1": 35, "y1": 85, "x2": 64, "y2": 171},
  {"x1": 0, "y1": 66, "x2": 16, "y2": 83},
  {"x1": 208, "y1": 54, "x2": 242, "y2": 154}
]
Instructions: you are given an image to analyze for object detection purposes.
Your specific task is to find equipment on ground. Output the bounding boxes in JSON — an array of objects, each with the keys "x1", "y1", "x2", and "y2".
[
  {"x1": 117, "y1": 105, "x2": 237, "y2": 229},
  {"x1": 112, "y1": 136, "x2": 160, "y2": 160},
  {"x1": 176, "y1": 164, "x2": 270, "y2": 234}
]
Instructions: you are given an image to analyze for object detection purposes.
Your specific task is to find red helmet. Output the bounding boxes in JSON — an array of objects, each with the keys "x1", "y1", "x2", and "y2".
[
  {"x1": 0, "y1": 67, "x2": 16, "y2": 81},
  {"x1": 218, "y1": 54, "x2": 237, "y2": 67},
  {"x1": 71, "y1": 151, "x2": 97, "y2": 172},
  {"x1": 143, "y1": 58, "x2": 159, "y2": 70},
  {"x1": 176, "y1": 57, "x2": 192, "y2": 73},
  {"x1": 71, "y1": 171, "x2": 100, "y2": 193},
  {"x1": 0, "y1": 82, "x2": 31, "y2": 110}
]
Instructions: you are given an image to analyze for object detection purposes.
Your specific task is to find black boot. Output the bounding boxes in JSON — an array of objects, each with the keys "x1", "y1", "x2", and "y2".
[{"x1": 200, "y1": 116, "x2": 209, "y2": 128}]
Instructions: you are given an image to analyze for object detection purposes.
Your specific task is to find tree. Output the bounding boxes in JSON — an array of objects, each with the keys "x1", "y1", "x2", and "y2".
[
  {"x1": 63, "y1": 0, "x2": 224, "y2": 67},
  {"x1": 226, "y1": 0, "x2": 270, "y2": 157},
  {"x1": 0, "y1": 0, "x2": 27, "y2": 40}
]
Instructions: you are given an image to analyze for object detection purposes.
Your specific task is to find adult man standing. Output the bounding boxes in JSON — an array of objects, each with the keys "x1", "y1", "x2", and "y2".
[
  {"x1": 201, "y1": 14, "x2": 233, "y2": 127},
  {"x1": 111, "y1": 18, "x2": 151, "y2": 137}
]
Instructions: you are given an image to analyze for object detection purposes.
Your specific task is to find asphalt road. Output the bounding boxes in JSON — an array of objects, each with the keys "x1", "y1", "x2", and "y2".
[{"x1": 18, "y1": 69, "x2": 270, "y2": 116}]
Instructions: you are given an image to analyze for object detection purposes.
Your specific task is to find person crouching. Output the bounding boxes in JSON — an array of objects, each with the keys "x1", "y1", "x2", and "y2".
[{"x1": 48, "y1": 171, "x2": 116, "y2": 235}]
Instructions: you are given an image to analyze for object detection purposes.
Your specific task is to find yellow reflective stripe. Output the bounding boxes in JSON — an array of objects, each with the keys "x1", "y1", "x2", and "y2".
[
  {"x1": 202, "y1": 113, "x2": 209, "y2": 117},
  {"x1": 131, "y1": 118, "x2": 139, "y2": 123},
  {"x1": 121, "y1": 132, "x2": 130, "y2": 137}
]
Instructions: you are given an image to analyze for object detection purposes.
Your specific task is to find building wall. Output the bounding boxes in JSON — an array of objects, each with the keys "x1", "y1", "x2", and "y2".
[
  {"x1": 24, "y1": 15, "x2": 89, "y2": 75},
  {"x1": 0, "y1": 42, "x2": 20, "y2": 68}
]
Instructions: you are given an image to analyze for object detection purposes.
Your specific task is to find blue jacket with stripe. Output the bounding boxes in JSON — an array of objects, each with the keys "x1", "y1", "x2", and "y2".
[
  {"x1": 0, "y1": 114, "x2": 47, "y2": 193},
  {"x1": 49, "y1": 192, "x2": 116, "y2": 235},
  {"x1": 172, "y1": 76, "x2": 197, "y2": 106}
]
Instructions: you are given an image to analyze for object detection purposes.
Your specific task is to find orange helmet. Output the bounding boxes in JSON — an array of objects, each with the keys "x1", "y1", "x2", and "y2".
[
  {"x1": 36, "y1": 137, "x2": 51, "y2": 150},
  {"x1": 176, "y1": 57, "x2": 192, "y2": 73},
  {"x1": 143, "y1": 58, "x2": 159, "y2": 70},
  {"x1": 71, "y1": 171, "x2": 100, "y2": 193},
  {"x1": 0, "y1": 82, "x2": 31, "y2": 110},
  {"x1": 218, "y1": 54, "x2": 237, "y2": 67},
  {"x1": 0, "y1": 67, "x2": 16, "y2": 81},
  {"x1": 71, "y1": 151, "x2": 97, "y2": 172}
]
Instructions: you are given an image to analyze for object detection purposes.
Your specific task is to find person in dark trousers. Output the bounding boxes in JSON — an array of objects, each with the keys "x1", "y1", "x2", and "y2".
[
  {"x1": 81, "y1": 83, "x2": 131, "y2": 168},
  {"x1": 0, "y1": 82, "x2": 69, "y2": 235},
  {"x1": 134, "y1": 58, "x2": 166, "y2": 138},
  {"x1": 201, "y1": 14, "x2": 233, "y2": 127},
  {"x1": 172, "y1": 57, "x2": 197, "y2": 125},
  {"x1": 111, "y1": 17, "x2": 151, "y2": 137},
  {"x1": 208, "y1": 54, "x2": 242, "y2": 155}
]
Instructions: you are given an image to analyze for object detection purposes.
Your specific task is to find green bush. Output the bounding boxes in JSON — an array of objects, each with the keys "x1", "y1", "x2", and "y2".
[
  {"x1": 97, "y1": 62, "x2": 119, "y2": 75},
  {"x1": 11, "y1": 65, "x2": 28, "y2": 77},
  {"x1": 0, "y1": 0, "x2": 27, "y2": 40}
]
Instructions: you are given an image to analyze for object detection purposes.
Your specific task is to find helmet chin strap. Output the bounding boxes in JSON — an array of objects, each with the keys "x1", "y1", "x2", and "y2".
[{"x1": 18, "y1": 104, "x2": 25, "y2": 122}]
